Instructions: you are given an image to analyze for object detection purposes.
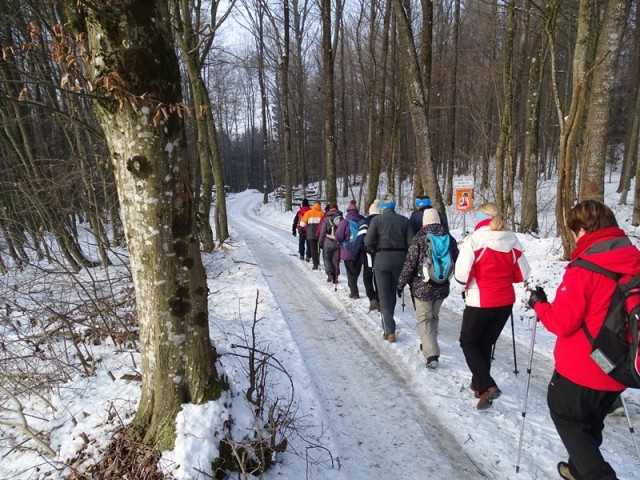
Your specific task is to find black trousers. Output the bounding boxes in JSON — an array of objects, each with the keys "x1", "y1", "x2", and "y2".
[
  {"x1": 547, "y1": 370, "x2": 621, "y2": 480},
  {"x1": 459, "y1": 305, "x2": 511, "y2": 392},
  {"x1": 362, "y1": 253, "x2": 377, "y2": 301},
  {"x1": 344, "y1": 259, "x2": 362, "y2": 296},
  {"x1": 308, "y1": 239, "x2": 320, "y2": 269}
]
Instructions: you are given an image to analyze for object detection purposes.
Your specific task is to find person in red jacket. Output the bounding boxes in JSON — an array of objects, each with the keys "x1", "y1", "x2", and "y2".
[
  {"x1": 292, "y1": 198, "x2": 311, "y2": 261},
  {"x1": 528, "y1": 200, "x2": 640, "y2": 480},
  {"x1": 454, "y1": 202, "x2": 530, "y2": 410}
]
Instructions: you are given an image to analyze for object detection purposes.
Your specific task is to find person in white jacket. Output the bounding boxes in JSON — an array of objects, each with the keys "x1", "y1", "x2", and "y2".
[{"x1": 453, "y1": 202, "x2": 530, "y2": 410}]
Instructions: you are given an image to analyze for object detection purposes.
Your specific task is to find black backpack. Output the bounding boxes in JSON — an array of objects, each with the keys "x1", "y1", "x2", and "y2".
[{"x1": 571, "y1": 258, "x2": 640, "y2": 388}]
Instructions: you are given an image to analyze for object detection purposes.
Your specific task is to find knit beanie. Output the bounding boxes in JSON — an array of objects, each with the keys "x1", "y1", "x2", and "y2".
[
  {"x1": 380, "y1": 193, "x2": 396, "y2": 209},
  {"x1": 415, "y1": 196, "x2": 431, "y2": 208},
  {"x1": 302, "y1": 198, "x2": 310, "y2": 207},
  {"x1": 369, "y1": 199, "x2": 381, "y2": 215},
  {"x1": 422, "y1": 208, "x2": 441, "y2": 226},
  {"x1": 347, "y1": 200, "x2": 358, "y2": 211}
]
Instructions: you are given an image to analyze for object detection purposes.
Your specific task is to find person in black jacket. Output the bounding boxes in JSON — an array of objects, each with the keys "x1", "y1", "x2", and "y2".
[
  {"x1": 364, "y1": 194, "x2": 413, "y2": 342},
  {"x1": 409, "y1": 195, "x2": 449, "y2": 235}
]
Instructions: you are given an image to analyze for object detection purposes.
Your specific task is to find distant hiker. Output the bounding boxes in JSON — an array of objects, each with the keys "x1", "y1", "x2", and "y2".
[
  {"x1": 364, "y1": 194, "x2": 413, "y2": 342},
  {"x1": 454, "y1": 202, "x2": 530, "y2": 410},
  {"x1": 397, "y1": 208, "x2": 459, "y2": 368},
  {"x1": 292, "y1": 198, "x2": 311, "y2": 261},
  {"x1": 409, "y1": 195, "x2": 449, "y2": 235},
  {"x1": 362, "y1": 199, "x2": 381, "y2": 311},
  {"x1": 528, "y1": 200, "x2": 640, "y2": 480},
  {"x1": 319, "y1": 202, "x2": 343, "y2": 283},
  {"x1": 299, "y1": 202, "x2": 325, "y2": 270},
  {"x1": 335, "y1": 200, "x2": 366, "y2": 298}
]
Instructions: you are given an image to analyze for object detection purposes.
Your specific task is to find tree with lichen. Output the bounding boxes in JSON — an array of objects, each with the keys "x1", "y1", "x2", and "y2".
[{"x1": 59, "y1": 1, "x2": 227, "y2": 449}]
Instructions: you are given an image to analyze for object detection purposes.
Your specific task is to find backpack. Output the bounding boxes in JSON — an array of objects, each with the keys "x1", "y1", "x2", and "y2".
[
  {"x1": 417, "y1": 233, "x2": 454, "y2": 284},
  {"x1": 341, "y1": 219, "x2": 365, "y2": 255},
  {"x1": 326, "y1": 213, "x2": 343, "y2": 240},
  {"x1": 571, "y1": 258, "x2": 640, "y2": 388}
]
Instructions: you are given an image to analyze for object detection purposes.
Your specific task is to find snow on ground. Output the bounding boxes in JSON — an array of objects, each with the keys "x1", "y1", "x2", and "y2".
[{"x1": 1, "y1": 175, "x2": 640, "y2": 479}]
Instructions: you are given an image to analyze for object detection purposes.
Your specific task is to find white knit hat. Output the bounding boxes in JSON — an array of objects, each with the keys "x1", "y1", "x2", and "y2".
[
  {"x1": 368, "y1": 199, "x2": 381, "y2": 215},
  {"x1": 422, "y1": 208, "x2": 441, "y2": 226}
]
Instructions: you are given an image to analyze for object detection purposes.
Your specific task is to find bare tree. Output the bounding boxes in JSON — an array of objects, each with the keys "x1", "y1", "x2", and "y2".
[
  {"x1": 61, "y1": 0, "x2": 226, "y2": 448},
  {"x1": 579, "y1": 0, "x2": 630, "y2": 201},
  {"x1": 172, "y1": 0, "x2": 232, "y2": 249},
  {"x1": 391, "y1": 0, "x2": 444, "y2": 212}
]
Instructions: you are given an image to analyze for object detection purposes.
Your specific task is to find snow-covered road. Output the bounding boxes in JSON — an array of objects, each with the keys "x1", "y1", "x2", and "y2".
[{"x1": 226, "y1": 191, "x2": 640, "y2": 480}]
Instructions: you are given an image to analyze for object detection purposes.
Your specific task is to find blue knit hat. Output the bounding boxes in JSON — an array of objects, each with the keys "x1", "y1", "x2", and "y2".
[
  {"x1": 380, "y1": 193, "x2": 396, "y2": 209},
  {"x1": 415, "y1": 196, "x2": 431, "y2": 208}
]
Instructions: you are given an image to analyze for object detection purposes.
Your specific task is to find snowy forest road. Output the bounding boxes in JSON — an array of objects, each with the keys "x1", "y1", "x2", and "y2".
[
  {"x1": 225, "y1": 192, "x2": 639, "y2": 480},
  {"x1": 228, "y1": 195, "x2": 487, "y2": 479}
]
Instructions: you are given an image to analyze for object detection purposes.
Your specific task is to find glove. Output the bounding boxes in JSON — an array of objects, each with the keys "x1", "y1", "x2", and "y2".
[
  {"x1": 527, "y1": 286, "x2": 547, "y2": 309},
  {"x1": 292, "y1": 229, "x2": 297, "y2": 237},
  {"x1": 397, "y1": 288, "x2": 403, "y2": 298}
]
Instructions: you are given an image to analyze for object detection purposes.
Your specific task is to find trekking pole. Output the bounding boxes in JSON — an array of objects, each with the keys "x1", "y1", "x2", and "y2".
[
  {"x1": 334, "y1": 244, "x2": 339, "y2": 292},
  {"x1": 401, "y1": 290, "x2": 406, "y2": 312},
  {"x1": 516, "y1": 318, "x2": 538, "y2": 473},
  {"x1": 511, "y1": 313, "x2": 519, "y2": 376},
  {"x1": 490, "y1": 342, "x2": 496, "y2": 363},
  {"x1": 620, "y1": 395, "x2": 640, "y2": 461}
]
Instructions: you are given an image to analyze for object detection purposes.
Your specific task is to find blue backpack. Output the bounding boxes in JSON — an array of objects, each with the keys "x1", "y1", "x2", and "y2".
[
  {"x1": 417, "y1": 233, "x2": 453, "y2": 284},
  {"x1": 341, "y1": 219, "x2": 365, "y2": 256}
]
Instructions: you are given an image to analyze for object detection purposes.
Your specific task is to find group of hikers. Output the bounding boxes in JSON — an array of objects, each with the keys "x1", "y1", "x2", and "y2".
[{"x1": 292, "y1": 194, "x2": 640, "y2": 480}]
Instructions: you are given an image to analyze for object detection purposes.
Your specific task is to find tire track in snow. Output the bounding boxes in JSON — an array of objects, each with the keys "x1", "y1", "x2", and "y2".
[{"x1": 228, "y1": 195, "x2": 488, "y2": 479}]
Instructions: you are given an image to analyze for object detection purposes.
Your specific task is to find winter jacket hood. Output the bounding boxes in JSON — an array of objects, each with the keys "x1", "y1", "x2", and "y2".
[
  {"x1": 453, "y1": 223, "x2": 530, "y2": 307},
  {"x1": 300, "y1": 203, "x2": 325, "y2": 240}
]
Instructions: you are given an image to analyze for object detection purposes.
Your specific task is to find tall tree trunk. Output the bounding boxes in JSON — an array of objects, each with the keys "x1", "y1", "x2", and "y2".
[
  {"x1": 365, "y1": 0, "x2": 391, "y2": 210},
  {"x1": 282, "y1": 0, "x2": 293, "y2": 210},
  {"x1": 552, "y1": 0, "x2": 591, "y2": 259},
  {"x1": 579, "y1": 0, "x2": 630, "y2": 201},
  {"x1": 62, "y1": 0, "x2": 225, "y2": 449},
  {"x1": 494, "y1": 0, "x2": 516, "y2": 215},
  {"x1": 391, "y1": 0, "x2": 444, "y2": 212},
  {"x1": 520, "y1": 17, "x2": 548, "y2": 234},
  {"x1": 322, "y1": 0, "x2": 337, "y2": 203},
  {"x1": 444, "y1": 0, "x2": 459, "y2": 205}
]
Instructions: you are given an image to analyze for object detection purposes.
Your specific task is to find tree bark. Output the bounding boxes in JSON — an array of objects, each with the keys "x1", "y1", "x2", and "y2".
[
  {"x1": 391, "y1": 0, "x2": 444, "y2": 212},
  {"x1": 322, "y1": 0, "x2": 337, "y2": 203},
  {"x1": 61, "y1": 0, "x2": 224, "y2": 449},
  {"x1": 579, "y1": 0, "x2": 630, "y2": 201}
]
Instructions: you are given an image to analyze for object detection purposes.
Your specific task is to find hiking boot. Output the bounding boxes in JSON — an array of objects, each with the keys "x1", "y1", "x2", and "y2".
[
  {"x1": 470, "y1": 383, "x2": 501, "y2": 400},
  {"x1": 312, "y1": 265, "x2": 319, "y2": 270},
  {"x1": 607, "y1": 395, "x2": 624, "y2": 416},
  {"x1": 476, "y1": 391, "x2": 493, "y2": 410},
  {"x1": 305, "y1": 256, "x2": 311, "y2": 262},
  {"x1": 327, "y1": 275, "x2": 333, "y2": 282},
  {"x1": 426, "y1": 356, "x2": 439, "y2": 369},
  {"x1": 487, "y1": 386, "x2": 502, "y2": 400},
  {"x1": 368, "y1": 298, "x2": 380, "y2": 311},
  {"x1": 349, "y1": 292, "x2": 360, "y2": 299},
  {"x1": 383, "y1": 333, "x2": 396, "y2": 343},
  {"x1": 300, "y1": 255, "x2": 305, "y2": 260},
  {"x1": 557, "y1": 462, "x2": 577, "y2": 480}
]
